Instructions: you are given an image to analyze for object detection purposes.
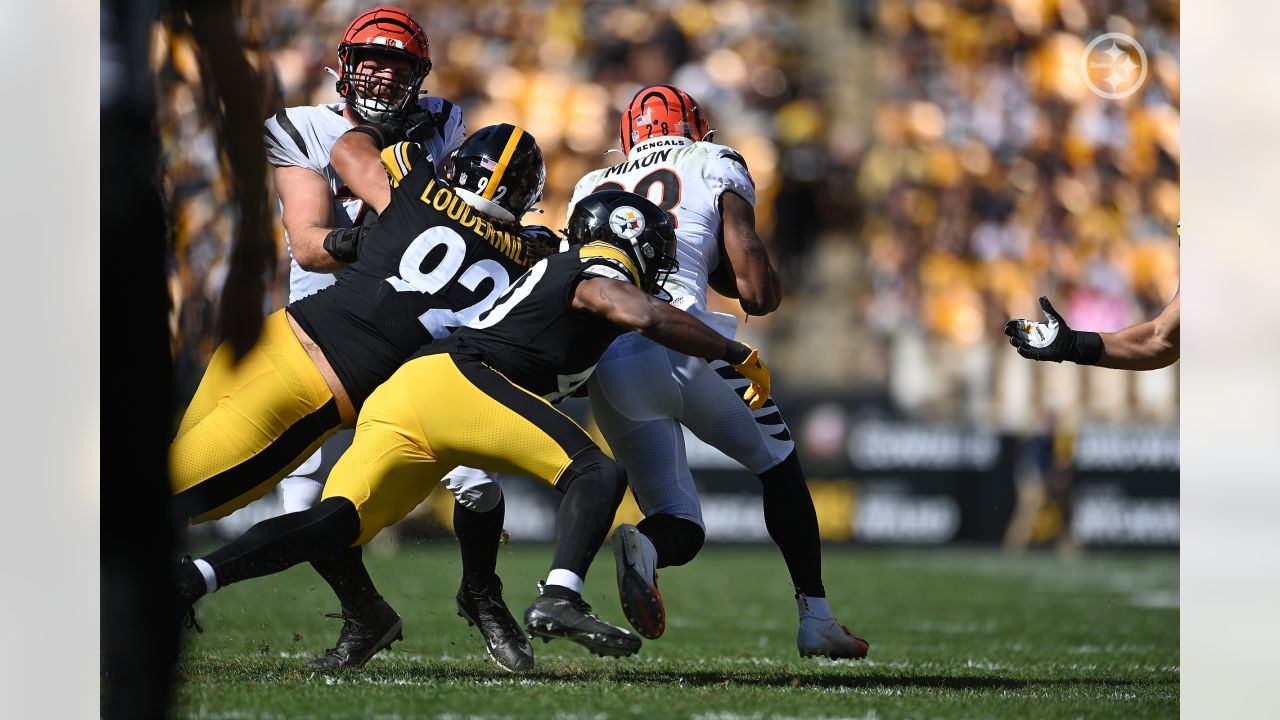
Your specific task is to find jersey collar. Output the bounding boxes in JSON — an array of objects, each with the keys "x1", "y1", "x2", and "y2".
[{"x1": 627, "y1": 136, "x2": 694, "y2": 161}]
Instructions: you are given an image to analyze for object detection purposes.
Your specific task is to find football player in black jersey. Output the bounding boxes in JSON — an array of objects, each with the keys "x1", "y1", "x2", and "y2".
[
  {"x1": 173, "y1": 191, "x2": 774, "y2": 659},
  {"x1": 170, "y1": 124, "x2": 555, "y2": 670}
]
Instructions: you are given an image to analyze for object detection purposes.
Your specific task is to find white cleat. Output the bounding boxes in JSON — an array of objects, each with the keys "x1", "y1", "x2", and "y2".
[
  {"x1": 613, "y1": 524, "x2": 665, "y2": 639},
  {"x1": 796, "y1": 595, "x2": 869, "y2": 660}
]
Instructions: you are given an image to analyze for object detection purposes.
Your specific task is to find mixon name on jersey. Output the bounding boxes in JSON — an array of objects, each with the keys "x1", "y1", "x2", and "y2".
[{"x1": 599, "y1": 147, "x2": 679, "y2": 179}]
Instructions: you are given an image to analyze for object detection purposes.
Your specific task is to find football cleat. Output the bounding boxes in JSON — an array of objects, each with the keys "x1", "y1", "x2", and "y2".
[
  {"x1": 456, "y1": 577, "x2": 535, "y2": 673},
  {"x1": 796, "y1": 594, "x2": 868, "y2": 660},
  {"x1": 524, "y1": 589, "x2": 642, "y2": 658},
  {"x1": 176, "y1": 556, "x2": 205, "y2": 633},
  {"x1": 612, "y1": 524, "x2": 665, "y2": 639},
  {"x1": 309, "y1": 598, "x2": 403, "y2": 669}
]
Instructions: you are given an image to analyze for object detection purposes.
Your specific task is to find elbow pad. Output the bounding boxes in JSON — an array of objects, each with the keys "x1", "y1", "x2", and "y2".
[{"x1": 322, "y1": 225, "x2": 368, "y2": 263}]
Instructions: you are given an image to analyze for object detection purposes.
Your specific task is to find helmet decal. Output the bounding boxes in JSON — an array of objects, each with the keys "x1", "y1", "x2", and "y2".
[{"x1": 608, "y1": 206, "x2": 646, "y2": 241}]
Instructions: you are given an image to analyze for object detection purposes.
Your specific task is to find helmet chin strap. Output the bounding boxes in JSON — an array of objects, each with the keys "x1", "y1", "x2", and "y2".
[{"x1": 323, "y1": 66, "x2": 341, "y2": 81}]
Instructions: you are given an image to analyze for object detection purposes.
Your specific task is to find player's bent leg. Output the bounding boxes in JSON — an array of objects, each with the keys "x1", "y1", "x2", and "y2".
[
  {"x1": 526, "y1": 449, "x2": 641, "y2": 657},
  {"x1": 420, "y1": 355, "x2": 640, "y2": 657},
  {"x1": 270, "y1": 427, "x2": 401, "y2": 669},
  {"x1": 170, "y1": 310, "x2": 342, "y2": 523},
  {"x1": 680, "y1": 355, "x2": 870, "y2": 659},
  {"x1": 450, "y1": 480, "x2": 534, "y2": 673},
  {"x1": 590, "y1": 384, "x2": 708, "y2": 639}
]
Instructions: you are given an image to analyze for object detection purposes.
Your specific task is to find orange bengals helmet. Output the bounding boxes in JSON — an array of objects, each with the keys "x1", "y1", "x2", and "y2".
[
  {"x1": 620, "y1": 84, "x2": 711, "y2": 154},
  {"x1": 335, "y1": 6, "x2": 432, "y2": 122}
]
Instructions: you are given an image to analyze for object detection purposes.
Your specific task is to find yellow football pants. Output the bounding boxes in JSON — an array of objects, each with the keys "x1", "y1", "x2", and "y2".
[
  {"x1": 323, "y1": 352, "x2": 596, "y2": 545},
  {"x1": 170, "y1": 309, "x2": 342, "y2": 523}
]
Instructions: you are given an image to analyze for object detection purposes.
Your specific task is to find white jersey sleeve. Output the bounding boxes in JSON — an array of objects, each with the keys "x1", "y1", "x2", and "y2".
[
  {"x1": 703, "y1": 146, "x2": 756, "y2": 208},
  {"x1": 566, "y1": 172, "x2": 603, "y2": 225},
  {"x1": 416, "y1": 96, "x2": 466, "y2": 164},
  {"x1": 263, "y1": 106, "x2": 336, "y2": 173}
]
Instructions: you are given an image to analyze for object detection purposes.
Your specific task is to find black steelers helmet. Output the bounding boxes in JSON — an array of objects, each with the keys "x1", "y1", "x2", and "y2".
[
  {"x1": 567, "y1": 190, "x2": 678, "y2": 295},
  {"x1": 443, "y1": 124, "x2": 545, "y2": 222}
]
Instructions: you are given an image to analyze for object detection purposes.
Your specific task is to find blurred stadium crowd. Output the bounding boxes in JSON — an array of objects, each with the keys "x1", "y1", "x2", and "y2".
[{"x1": 158, "y1": 0, "x2": 1178, "y2": 431}]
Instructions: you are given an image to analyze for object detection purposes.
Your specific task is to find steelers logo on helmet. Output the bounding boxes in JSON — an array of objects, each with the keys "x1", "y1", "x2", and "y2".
[{"x1": 608, "y1": 206, "x2": 647, "y2": 241}]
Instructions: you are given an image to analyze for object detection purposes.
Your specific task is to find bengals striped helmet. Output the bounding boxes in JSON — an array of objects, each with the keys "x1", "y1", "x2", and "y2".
[
  {"x1": 336, "y1": 6, "x2": 432, "y2": 122},
  {"x1": 620, "y1": 84, "x2": 711, "y2": 154}
]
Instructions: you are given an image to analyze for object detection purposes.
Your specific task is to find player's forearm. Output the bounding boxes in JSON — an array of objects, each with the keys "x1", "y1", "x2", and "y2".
[
  {"x1": 639, "y1": 302, "x2": 732, "y2": 362},
  {"x1": 288, "y1": 224, "x2": 348, "y2": 273},
  {"x1": 331, "y1": 132, "x2": 392, "y2": 213},
  {"x1": 736, "y1": 265, "x2": 781, "y2": 316},
  {"x1": 1097, "y1": 321, "x2": 1179, "y2": 370}
]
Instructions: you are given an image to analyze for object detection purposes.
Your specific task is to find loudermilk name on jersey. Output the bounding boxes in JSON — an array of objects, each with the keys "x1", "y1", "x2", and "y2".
[
  {"x1": 286, "y1": 142, "x2": 532, "y2": 408},
  {"x1": 569, "y1": 137, "x2": 755, "y2": 313},
  {"x1": 263, "y1": 98, "x2": 465, "y2": 302}
]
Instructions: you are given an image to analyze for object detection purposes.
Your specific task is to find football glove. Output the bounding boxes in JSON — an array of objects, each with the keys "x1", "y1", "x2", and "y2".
[
  {"x1": 1003, "y1": 296, "x2": 1102, "y2": 365},
  {"x1": 725, "y1": 341, "x2": 771, "y2": 410},
  {"x1": 322, "y1": 225, "x2": 370, "y2": 263}
]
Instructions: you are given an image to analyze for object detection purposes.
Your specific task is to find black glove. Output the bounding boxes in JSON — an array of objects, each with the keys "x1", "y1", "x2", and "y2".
[
  {"x1": 369, "y1": 107, "x2": 437, "y2": 146},
  {"x1": 1003, "y1": 296, "x2": 1102, "y2": 365},
  {"x1": 322, "y1": 225, "x2": 370, "y2": 263},
  {"x1": 519, "y1": 224, "x2": 564, "y2": 260}
]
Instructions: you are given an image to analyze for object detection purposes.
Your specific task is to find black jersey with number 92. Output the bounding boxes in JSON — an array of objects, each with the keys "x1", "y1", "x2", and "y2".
[{"x1": 288, "y1": 141, "x2": 536, "y2": 408}]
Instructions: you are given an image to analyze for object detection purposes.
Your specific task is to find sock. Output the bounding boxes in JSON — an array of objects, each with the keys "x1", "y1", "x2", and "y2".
[
  {"x1": 193, "y1": 557, "x2": 218, "y2": 594},
  {"x1": 454, "y1": 495, "x2": 505, "y2": 587},
  {"x1": 545, "y1": 568, "x2": 585, "y2": 594},
  {"x1": 758, "y1": 450, "x2": 826, "y2": 598},
  {"x1": 310, "y1": 545, "x2": 383, "y2": 610},
  {"x1": 204, "y1": 497, "x2": 359, "y2": 588}
]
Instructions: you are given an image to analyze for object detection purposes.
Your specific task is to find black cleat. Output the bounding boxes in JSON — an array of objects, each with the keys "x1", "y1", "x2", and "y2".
[
  {"x1": 309, "y1": 598, "x2": 403, "y2": 669},
  {"x1": 456, "y1": 577, "x2": 535, "y2": 673},
  {"x1": 524, "y1": 591, "x2": 642, "y2": 658},
  {"x1": 176, "y1": 556, "x2": 205, "y2": 633}
]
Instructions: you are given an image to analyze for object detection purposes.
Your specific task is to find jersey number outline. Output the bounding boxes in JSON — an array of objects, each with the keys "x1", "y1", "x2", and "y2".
[
  {"x1": 385, "y1": 226, "x2": 510, "y2": 339},
  {"x1": 594, "y1": 168, "x2": 682, "y2": 227},
  {"x1": 470, "y1": 258, "x2": 596, "y2": 403}
]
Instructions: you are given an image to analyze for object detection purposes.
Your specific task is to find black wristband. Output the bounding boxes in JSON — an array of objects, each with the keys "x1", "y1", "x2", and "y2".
[
  {"x1": 723, "y1": 340, "x2": 753, "y2": 365},
  {"x1": 322, "y1": 226, "x2": 364, "y2": 263},
  {"x1": 1071, "y1": 331, "x2": 1104, "y2": 366}
]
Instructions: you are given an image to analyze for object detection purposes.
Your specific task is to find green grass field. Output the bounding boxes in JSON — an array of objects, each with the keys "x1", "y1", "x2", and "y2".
[{"x1": 174, "y1": 543, "x2": 1177, "y2": 719}]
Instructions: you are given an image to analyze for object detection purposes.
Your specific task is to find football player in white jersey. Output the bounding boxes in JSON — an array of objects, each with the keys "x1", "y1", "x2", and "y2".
[
  {"x1": 259, "y1": 6, "x2": 528, "y2": 671},
  {"x1": 567, "y1": 84, "x2": 869, "y2": 659}
]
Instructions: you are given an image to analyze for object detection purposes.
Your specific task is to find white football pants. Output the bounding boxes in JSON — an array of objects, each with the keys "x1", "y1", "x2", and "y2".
[{"x1": 587, "y1": 311, "x2": 795, "y2": 529}]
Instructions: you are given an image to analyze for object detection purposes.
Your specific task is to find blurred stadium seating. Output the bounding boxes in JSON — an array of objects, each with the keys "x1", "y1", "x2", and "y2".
[{"x1": 157, "y1": 0, "x2": 1178, "y2": 548}]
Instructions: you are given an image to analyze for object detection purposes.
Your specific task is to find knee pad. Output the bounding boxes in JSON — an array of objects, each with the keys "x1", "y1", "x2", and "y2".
[
  {"x1": 558, "y1": 448, "x2": 623, "y2": 494},
  {"x1": 461, "y1": 482, "x2": 503, "y2": 513},
  {"x1": 637, "y1": 513, "x2": 705, "y2": 567},
  {"x1": 443, "y1": 466, "x2": 503, "y2": 512}
]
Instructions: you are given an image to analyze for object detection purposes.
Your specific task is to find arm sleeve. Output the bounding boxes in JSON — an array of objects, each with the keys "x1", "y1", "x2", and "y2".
[
  {"x1": 263, "y1": 108, "x2": 318, "y2": 170},
  {"x1": 704, "y1": 149, "x2": 757, "y2": 207}
]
